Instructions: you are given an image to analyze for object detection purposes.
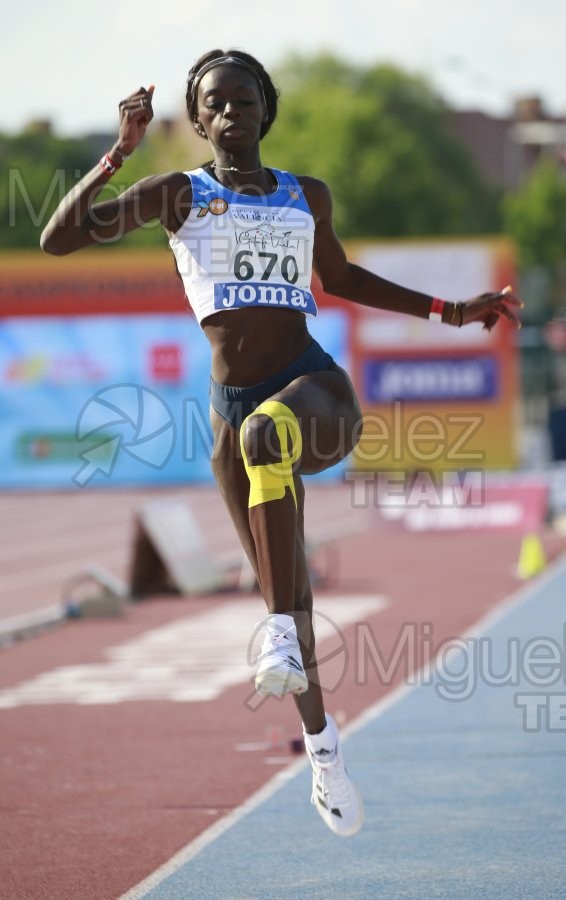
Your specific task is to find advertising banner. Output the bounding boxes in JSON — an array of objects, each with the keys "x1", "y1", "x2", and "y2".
[
  {"x1": 344, "y1": 239, "x2": 520, "y2": 472},
  {"x1": 0, "y1": 243, "x2": 518, "y2": 488},
  {"x1": 0, "y1": 303, "x2": 347, "y2": 489}
]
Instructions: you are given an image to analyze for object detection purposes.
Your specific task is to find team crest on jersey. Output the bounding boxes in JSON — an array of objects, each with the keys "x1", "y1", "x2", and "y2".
[
  {"x1": 196, "y1": 197, "x2": 229, "y2": 217},
  {"x1": 288, "y1": 187, "x2": 299, "y2": 200}
]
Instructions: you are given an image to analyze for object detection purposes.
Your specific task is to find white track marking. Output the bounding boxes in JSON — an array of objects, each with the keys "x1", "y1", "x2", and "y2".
[{"x1": 0, "y1": 595, "x2": 386, "y2": 709}]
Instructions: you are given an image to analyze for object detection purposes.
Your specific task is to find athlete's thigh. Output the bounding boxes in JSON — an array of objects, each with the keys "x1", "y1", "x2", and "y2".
[{"x1": 272, "y1": 363, "x2": 362, "y2": 474}]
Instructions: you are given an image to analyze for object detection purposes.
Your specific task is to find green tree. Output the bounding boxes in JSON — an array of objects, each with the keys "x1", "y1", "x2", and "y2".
[
  {"x1": 1, "y1": 56, "x2": 501, "y2": 249},
  {"x1": 263, "y1": 53, "x2": 500, "y2": 238},
  {"x1": 504, "y1": 158, "x2": 566, "y2": 325},
  {"x1": 0, "y1": 130, "x2": 93, "y2": 249},
  {"x1": 0, "y1": 127, "x2": 188, "y2": 250},
  {"x1": 503, "y1": 158, "x2": 566, "y2": 270}
]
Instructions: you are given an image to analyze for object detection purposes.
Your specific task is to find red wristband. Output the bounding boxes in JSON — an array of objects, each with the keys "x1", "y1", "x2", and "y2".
[
  {"x1": 99, "y1": 152, "x2": 121, "y2": 176},
  {"x1": 429, "y1": 297, "x2": 446, "y2": 323}
]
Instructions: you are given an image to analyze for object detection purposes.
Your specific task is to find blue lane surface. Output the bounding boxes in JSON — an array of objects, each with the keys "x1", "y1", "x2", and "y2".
[{"x1": 134, "y1": 559, "x2": 566, "y2": 900}]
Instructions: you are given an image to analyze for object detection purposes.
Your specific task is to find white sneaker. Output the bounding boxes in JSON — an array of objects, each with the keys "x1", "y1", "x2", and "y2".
[
  {"x1": 254, "y1": 614, "x2": 308, "y2": 697},
  {"x1": 305, "y1": 714, "x2": 364, "y2": 837}
]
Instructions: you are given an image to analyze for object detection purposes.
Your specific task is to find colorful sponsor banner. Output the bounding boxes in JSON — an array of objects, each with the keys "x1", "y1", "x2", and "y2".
[
  {"x1": 344, "y1": 239, "x2": 520, "y2": 472},
  {"x1": 0, "y1": 307, "x2": 347, "y2": 489},
  {"x1": 0, "y1": 314, "x2": 194, "y2": 388},
  {"x1": 0, "y1": 314, "x2": 210, "y2": 488},
  {"x1": 0, "y1": 241, "x2": 519, "y2": 488},
  {"x1": 0, "y1": 250, "x2": 186, "y2": 317}
]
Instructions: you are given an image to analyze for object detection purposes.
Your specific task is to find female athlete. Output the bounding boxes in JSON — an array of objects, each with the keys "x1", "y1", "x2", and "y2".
[{"x1": 41, "y1": 49, "x2": 521, "y2": 837}]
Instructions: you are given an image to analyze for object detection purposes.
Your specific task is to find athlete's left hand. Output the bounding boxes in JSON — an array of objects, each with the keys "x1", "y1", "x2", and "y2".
[{"x1": 460, "y1": 286, "x2": 523, "y2": 332}]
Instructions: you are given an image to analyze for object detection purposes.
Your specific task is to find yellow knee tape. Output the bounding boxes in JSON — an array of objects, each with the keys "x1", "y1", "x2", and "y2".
[{"x1": 240, "y1": 400, "x2": 302, "y2": 509}]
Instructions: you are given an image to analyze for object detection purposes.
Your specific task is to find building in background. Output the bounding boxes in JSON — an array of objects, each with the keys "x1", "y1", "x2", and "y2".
[{"x1": 448, "y1": 97, "x2": 566, "y2": 189}]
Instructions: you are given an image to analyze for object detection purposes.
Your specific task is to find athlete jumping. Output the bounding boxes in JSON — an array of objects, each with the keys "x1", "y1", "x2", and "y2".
[{"x1": 40, "y1": 49, "x2": 521, "y2": 837}]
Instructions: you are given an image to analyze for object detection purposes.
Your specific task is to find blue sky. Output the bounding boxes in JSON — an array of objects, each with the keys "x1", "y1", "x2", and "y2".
[{"x1": 4, "y1": 0, "x2": 564, "y2": 135}]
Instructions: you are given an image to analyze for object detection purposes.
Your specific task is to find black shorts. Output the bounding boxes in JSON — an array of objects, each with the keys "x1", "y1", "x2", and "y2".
[{"x1": 209, "y1": 338, "x2": 335, "y2": 430}]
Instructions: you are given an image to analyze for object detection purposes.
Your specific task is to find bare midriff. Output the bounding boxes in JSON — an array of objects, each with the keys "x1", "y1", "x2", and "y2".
[{"x1": 202, "y1": 307, "x2": 312, "y2": 386}]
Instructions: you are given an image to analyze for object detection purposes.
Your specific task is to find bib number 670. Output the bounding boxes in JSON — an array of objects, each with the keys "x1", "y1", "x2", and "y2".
[{"x1": 234, "y1": 250, "x2": 298, "y2": 285}]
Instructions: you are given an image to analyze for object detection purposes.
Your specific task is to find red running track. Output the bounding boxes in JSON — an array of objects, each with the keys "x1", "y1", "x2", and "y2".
[{"x1": 0, "y1": 487, "x2": 563, "y2": 900}]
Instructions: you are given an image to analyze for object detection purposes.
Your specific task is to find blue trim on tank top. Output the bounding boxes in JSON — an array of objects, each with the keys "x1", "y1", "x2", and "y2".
[{"x1": 188, "y1": 166, "x2": 311, "y2": 213}]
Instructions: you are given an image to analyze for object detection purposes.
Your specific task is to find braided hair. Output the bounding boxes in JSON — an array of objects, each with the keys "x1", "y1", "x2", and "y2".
[{"x1": 186, "y1": 49, "x2": 279, "y2": 140}]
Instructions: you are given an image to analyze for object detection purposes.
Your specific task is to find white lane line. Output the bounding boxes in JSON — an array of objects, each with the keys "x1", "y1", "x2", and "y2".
[
  {"x1": 119, "y1": 758, "x2": 311, "y2": 900},
  {"x1": 118, "y1": 554, "x2": 566, "y2": 900}
]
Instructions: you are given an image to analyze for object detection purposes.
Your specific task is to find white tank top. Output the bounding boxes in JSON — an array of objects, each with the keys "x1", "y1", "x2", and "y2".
[{"x1": 168, "y1": 167, "x2": 318, "y2": 326}]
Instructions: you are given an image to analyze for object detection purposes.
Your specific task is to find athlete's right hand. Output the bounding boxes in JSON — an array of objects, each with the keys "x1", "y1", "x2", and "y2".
[{"x1": 115, "y1": 85, "x2": 155, "y2": 155}]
